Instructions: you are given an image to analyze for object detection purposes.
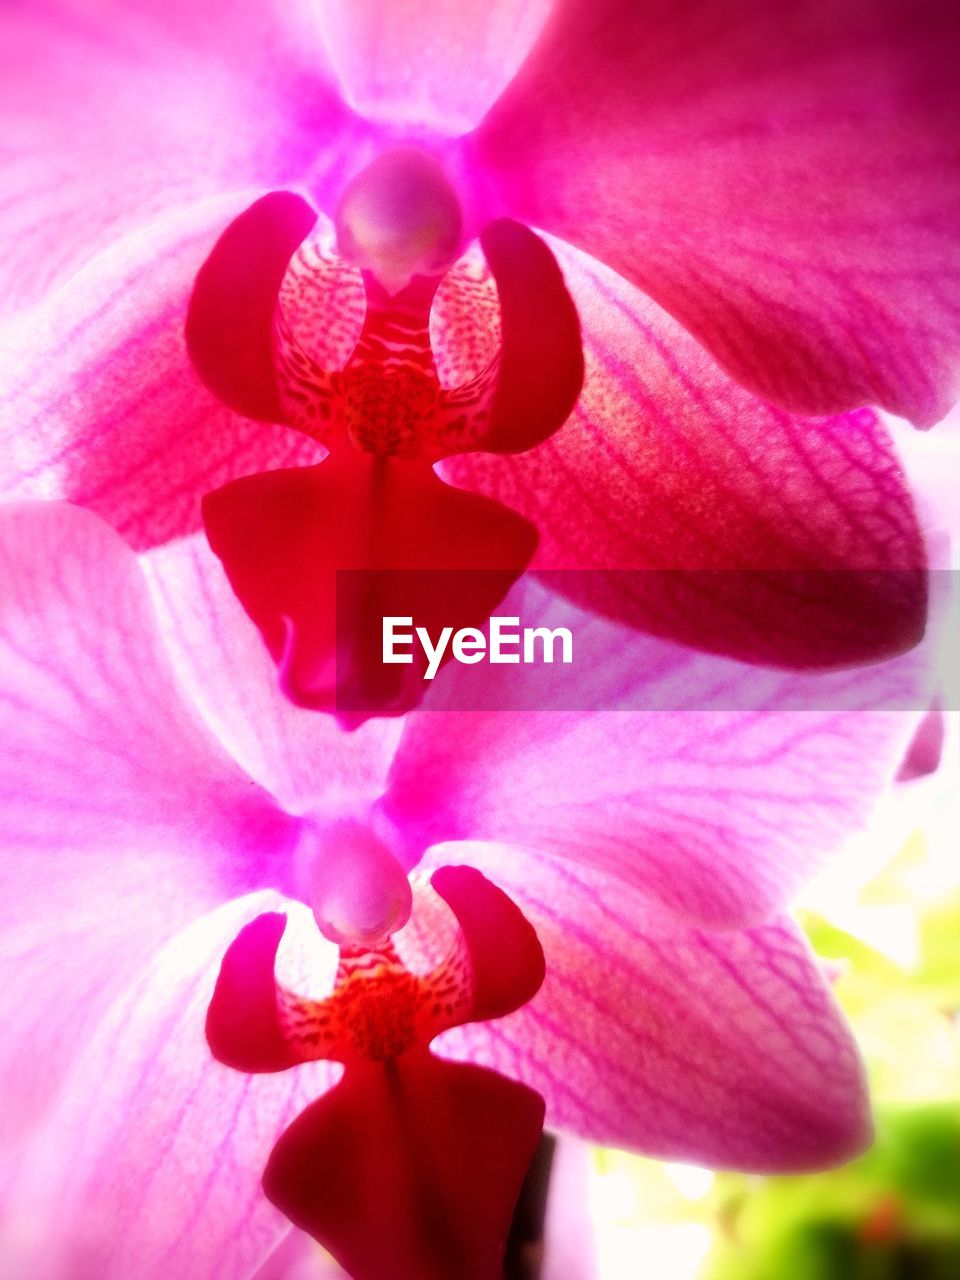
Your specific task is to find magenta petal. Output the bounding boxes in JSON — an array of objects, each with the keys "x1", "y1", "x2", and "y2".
[
  {"x1": 318, "y1": 0, "x2": 553, "y2": 133},
  {"x1": 0, "y1": 503, "x2": 296, "y2": 1137},
  {"x1": 264, "y1": 1049, "x2": 544, "y2": 1280},
  {"x1": 442, "y1": 241, "x2": 927, "y2": 669},
  {"x1": 0, "y1": 1, "x2": 347, "y2": 314},
  {"x1": 0, "y1": 199, "x2": 324, "y2": 548},
  {"x1": 187, "y1": 192, "x2": 318, "y2": 422},
  {"x1": 384, "y1": 579, "x2": 933, "y2": 928},
  {"x1": 0, "y1": 503, "x2": 290, "y2": 864},
  {"x1": 143, "y1": 533, "x2": 403, "y2": 815},
  {"x1": 425, "y1": 846, "x2": 870, "y2": 1173},
  {"x1": 471, "y1": 0, "x2": 960, "y2": 427},
  {"x1": 6, "y1": 897, "x2": 332, "y2": 1280}
]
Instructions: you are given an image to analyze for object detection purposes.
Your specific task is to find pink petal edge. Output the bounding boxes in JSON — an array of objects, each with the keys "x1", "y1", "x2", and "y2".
[{"x1": 413, "y1": 843, "x2": 872, "y2": 1173}]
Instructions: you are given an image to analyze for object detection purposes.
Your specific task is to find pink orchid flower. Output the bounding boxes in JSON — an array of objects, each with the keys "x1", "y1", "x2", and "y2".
[
  {"x1": 0, "y1": 0, "x2": 950, "y2": 712},
  {"x1": 0, "y1": 500, "x2": 936, "y2": 1278}
]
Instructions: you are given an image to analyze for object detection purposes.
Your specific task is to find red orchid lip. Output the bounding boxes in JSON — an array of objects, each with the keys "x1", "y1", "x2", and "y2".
[
  {"x1": 206, "y1": 866, "x2": 546, "y2": 1280},
  {"x1": 186, "y1": 172, "x2": 582, "y2": 720}
]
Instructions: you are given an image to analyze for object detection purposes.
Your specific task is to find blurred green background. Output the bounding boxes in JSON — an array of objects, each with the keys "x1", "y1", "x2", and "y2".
[{"x1": 589, "y1": 790, "x2": 960, "y2": 1280}]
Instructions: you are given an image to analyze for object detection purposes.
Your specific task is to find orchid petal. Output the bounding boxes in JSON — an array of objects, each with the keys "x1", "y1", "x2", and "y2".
[
  {"x1": 0, "y1": 502, "x2": 288, "y2": 861},
  {"x1": 0, "y1": 198, "x2": 325, "y2": 548},
  {"x1": 0, "y1": 0, "x2": 347, "y2": 315},
  {"x1": 5, "y1": 896, "x2": 335, "y2": 1280},
  {"x1": 418, "y1": 845, "x2": 870, "y2": 1173},
  {"x1": 250, "y1": 1230, "x2": 348, "y2": 1280},
  {"x1": 142, "y1": 533, "x2": 403, "y2": 816},
  {"x1": 264, "y1": 1050, "x2": 544, "y2": 1280},
  {"x1": 0, "y1": 502, "x2": 296, "y2": 1142},
  {"x1": 383, "y1": 579, "x2": 933, "y2": 928},
  {"x1": 443, "y1": 240, "x2": 927, "y2": 668},
  {"x1": 318, "y1": 0, "x2": 553, "y2": 134},
  {"x1": 897, "y1": 700, "x2": 946, "y2": 781},
  {"x1": 470, "y1": 0, "x2": 960, "y2": 427},
  {"x1": 201, "y1": 455, "x2": 536, "y2": 722}
]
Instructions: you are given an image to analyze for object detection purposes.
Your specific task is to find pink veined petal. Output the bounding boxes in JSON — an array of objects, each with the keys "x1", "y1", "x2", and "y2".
[
  {"x1": 468, "y1": 0, "x2": 960, "y2": 427},
  {"x1": 382, "y1": 578, "x2": 936, "y2": 929},
  {"x1": 442, "y1": 238, "x2": 928, "y2": 670},
  {"x1": 410, "y1": 844, "x2": 871, "y2": 1173},
  {"x1": 142, "y1": 532, "x2": 405, "y2": 816},
  {"x1": 0, "y1": 502, "x2": 297, "y2": 1143},
  {"x1": 0, "y1": 198, "x2": 325, "y2": 549},
  {"x1": 3, "y1": 896, "x2": 337, "y2": 1280},
  {"x1": 318, "y1": 0, "x2": 554, "y2": 134},
  {"x1": 0, "y1": 0, "x2": 349, "y2": 314}
]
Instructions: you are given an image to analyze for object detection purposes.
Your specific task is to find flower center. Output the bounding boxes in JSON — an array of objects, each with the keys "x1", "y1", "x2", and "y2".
[
  {"x1": 296, "y1": 940, "x2": 424, "y2": 1061},
  {"x1": 188, "y1": 184, "x2": 583, "y2": 718},
  {"x1": 334, "y1": 147, "x2": 463, "y2": 295}
]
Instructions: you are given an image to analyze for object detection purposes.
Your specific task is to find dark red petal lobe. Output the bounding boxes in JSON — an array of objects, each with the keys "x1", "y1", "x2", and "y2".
[
  {"x1": 186, "y1": 192, "x2": 318, "y2": 422},
  {"x1": 205, "y1": 912, "x2": 300, "y2": 1073},
  {"x1": 896, "y1": 701, "x2": 945, "y2": 781},
  {"x1": 263, "y1": 1050, "x2": 545, "y2": 1280},
  {"x1": 202, "y1": 454, "x2": 537, "y2": 722},
  {"x1": 430, "y1": 865, "x2": 545, "y2": 1023},
  {"x1": 477, "y1": 218, "x2": 584, "y2": 454}
]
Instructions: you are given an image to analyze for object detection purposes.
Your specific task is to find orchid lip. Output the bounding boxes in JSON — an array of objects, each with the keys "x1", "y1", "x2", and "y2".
[
  {"x1": 189, "y1": 188, "x2": 581, "y2": 720},
  {"x1": 205, "y1": 869, "x2": 546, "y2": 1276}
]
